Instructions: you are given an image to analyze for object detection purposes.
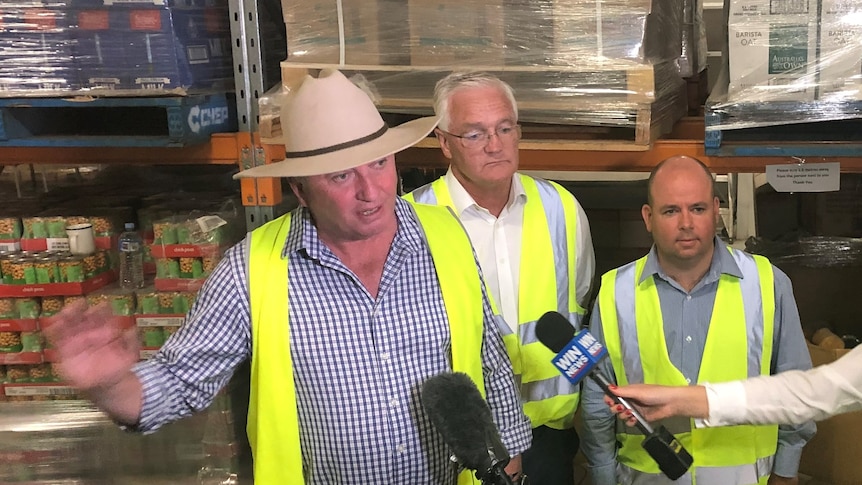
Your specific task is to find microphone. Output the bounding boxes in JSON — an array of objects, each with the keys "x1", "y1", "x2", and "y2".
[
  {"x1": 421, "y1": 372, "x2": 515, "y2": 485},
  {"x1": 536, "y1": 311, "x2": 693, "y2": 481}
]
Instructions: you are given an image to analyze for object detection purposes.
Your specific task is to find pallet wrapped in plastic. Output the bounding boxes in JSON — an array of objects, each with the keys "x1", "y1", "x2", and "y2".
[
  {"x1": 706, "y1": 0, "x2": 862, "y2": 132},
  {"x1": 276, "y1": 0, "x2": 692, "y2": 136}
]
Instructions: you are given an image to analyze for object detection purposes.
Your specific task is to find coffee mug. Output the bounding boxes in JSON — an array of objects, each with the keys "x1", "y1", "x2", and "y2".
[{"x1": 67, "y1": 223, "x2": 96, "y2": 255}]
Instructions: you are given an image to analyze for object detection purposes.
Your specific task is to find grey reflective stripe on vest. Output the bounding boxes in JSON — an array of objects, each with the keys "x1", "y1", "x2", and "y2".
[
  {"x1": 532, "y1": 177, "x2": 582, "y2": 328},
  {"x1": 618, "y1": 455, "x2": 774, "y2": 485},
  {"x1": 730, "y1": 249, "x2": 767, "y2": 378},
  {"x1": 408, "y1": 184, "x2": 438, "y2": 205},
  {"x1": 612, "y1": 262, "x2": 645, "y2": 384},
  {"x1": 520, "y1": 373, "x2": 578, "y2": 401}
]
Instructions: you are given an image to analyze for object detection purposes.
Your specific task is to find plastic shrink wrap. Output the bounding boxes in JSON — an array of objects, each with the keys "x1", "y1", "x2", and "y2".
[
  {"x1": 266, "y1": 0, "x2": 703, "y2": 138},
  {"x1": 707, "y1": 0, "x2": 862, "y2": 132}
]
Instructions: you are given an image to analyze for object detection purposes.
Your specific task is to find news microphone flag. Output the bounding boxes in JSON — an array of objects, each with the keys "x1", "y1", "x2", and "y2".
[{"x1": 551, "y1": 328, "x2": 607, "y2": 385}]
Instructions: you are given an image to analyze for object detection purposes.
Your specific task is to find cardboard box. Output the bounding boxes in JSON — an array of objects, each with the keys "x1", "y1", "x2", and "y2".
[
  {"x1": 503, "y1": 0, "x2": 677, "y2": 66},
  {"x1": 407, "y1": 0, "x2": 505, "y2": 66},
  {"x1": 818, "y1": 0, "x2": 862, "y2": 100},
  {"x1": 727, "y1": 0, "x2": 818, "y2": 101},
  {"x1": 799, "y1": 342, "x2": 862, "y2": 485},
  {"x1": 283, "y1": 0, "x2": 382, "y2": 65}
]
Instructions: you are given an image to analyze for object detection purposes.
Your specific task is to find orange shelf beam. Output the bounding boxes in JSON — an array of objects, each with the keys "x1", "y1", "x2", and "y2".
[{"x1": 0, "y1": 133, "x2": 242, "y2": 166}]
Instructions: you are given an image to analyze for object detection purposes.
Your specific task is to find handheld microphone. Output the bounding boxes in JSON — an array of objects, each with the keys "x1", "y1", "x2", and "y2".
[
  {"x1": 536, "y1": 311, "x2": 693, "y2": 481},
  {"x1": 421, "y1": 372, "x2": 515, "y2": 485}
]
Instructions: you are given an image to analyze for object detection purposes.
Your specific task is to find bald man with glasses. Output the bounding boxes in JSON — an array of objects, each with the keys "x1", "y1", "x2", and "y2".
[{"x1": 405, "y1": 71, "x2": 596, "y2": 485}]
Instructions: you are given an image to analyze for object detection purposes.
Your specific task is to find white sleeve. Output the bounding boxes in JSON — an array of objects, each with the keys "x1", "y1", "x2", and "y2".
[{"x1": 701, "y1": 345, "x2": 862, "y2": 427}]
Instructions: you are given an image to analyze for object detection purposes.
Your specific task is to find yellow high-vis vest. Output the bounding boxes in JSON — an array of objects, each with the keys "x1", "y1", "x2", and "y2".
[
  {"x1": 406, "y1": 174, "x2": 584, "y2": 429},
  {"x1": 247, "y1": 203, "x2": 491, "y2": 484},
  {"x1": 598, "y1": 248, "x2": 778, "y2": 485}
]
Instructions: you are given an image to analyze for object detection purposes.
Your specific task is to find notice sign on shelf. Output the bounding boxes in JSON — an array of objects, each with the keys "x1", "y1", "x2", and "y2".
[{"x1": 766, "y1": 162, "x2": 840, "y2": 193}]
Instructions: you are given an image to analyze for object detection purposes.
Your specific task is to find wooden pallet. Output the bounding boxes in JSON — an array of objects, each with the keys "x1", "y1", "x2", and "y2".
[
  {"x1": 266, "y1": 62, "x2": 688, "y2": 150},
  {"x1": 0, "y1": 94, "x2": 237, "y2": 148}
]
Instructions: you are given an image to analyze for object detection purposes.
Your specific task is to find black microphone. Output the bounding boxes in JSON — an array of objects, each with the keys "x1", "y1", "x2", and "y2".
[
  {"x1": 536, "y1": 311, "x2": 693, "y2": 481},
  {"x1": 421, "y1": 372, "x2": 515, "y2": 485}
]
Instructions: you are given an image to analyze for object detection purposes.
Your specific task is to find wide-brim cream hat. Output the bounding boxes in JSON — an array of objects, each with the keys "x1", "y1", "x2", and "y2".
[{"x1": 234, "y1": 69, "x2": 438, "y2": 178}]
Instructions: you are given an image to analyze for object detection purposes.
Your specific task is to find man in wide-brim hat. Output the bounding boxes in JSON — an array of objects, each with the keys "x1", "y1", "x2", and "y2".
[{"x1": 45, "y1": 69, "x2": 531, "y2": 484}]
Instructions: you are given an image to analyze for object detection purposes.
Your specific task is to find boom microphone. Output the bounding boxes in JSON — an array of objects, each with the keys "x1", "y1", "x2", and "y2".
[
  {"x1": 421, "y1": 372, "x2": 514, "y2": 485},
  {"x1": 536, "y1": 311, "x2": 693, "y2": 481}
]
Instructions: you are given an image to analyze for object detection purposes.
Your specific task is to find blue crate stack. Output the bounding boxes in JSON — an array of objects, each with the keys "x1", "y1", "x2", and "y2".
[
  {"x1": 0, "y1": 2, "x2": 78, "y2": 92},
  {"x1": 0, "y1": 0, "x2": 234, "y2": 95}
]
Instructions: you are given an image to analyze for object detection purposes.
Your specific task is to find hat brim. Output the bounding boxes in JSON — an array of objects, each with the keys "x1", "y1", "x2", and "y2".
[{"x1": 234, "y1": 116, "x2": 438, "y2": 179}]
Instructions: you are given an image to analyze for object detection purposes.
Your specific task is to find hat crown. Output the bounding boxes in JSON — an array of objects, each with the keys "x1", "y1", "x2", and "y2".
[{"x1": 282, "y1": 70, "x2": 385, "y2": 155}]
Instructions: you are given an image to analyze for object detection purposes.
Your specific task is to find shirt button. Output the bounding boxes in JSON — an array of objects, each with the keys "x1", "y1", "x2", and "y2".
[
  {"x1": 685, "y1": 335, "x2": 692, "y2": 343},
  {"x1": 686, "y1": 378, "x2": 692, "y2": 384},
  {"x1": 380, "y1": 352, "x2": 390, "y2": 361},
  {"x1": 686, "y1": 295, "x2": 692, "y2": 300},
  {"x1": 397, "y1": 444, "x2": 406, "y2": 454},
  {"x1": 389, "y1": 397, "x2": 398, "y2": 408}
]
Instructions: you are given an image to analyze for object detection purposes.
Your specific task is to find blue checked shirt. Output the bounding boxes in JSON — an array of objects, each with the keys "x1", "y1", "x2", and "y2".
[{"x1": 133, "y1": 198, "x2": 532, "y2": 484}]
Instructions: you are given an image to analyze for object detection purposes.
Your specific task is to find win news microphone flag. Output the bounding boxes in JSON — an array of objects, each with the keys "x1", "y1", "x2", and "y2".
[{"x1": 536, "y1": 311, "x2": 693, "y2": 481}]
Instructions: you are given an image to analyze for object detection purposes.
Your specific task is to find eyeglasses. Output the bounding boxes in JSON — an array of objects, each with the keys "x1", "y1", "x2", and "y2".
[{"x1": 439, "y1": 124, "x2": 521, "y2": 149}]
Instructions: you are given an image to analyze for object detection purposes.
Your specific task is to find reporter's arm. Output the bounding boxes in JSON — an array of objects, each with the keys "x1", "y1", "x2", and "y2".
[{"x1": 705, "y1": 344, "x2": 862, "y2": 426}]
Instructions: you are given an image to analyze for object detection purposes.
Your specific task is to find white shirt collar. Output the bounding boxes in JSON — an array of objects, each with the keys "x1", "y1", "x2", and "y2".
[{"x1": 443, "y1": 168, "x2": 526, "y2": 217}]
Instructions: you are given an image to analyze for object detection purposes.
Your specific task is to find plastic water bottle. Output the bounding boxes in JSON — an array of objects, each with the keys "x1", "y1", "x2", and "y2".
[{"x1": 119, "y1": 222, "x2": 145, "y2": 290}]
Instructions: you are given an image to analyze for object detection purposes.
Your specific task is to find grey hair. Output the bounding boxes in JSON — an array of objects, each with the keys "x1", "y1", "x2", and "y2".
[{"x1": 433, "y1": 72, "x2": 518, "y2": 131}]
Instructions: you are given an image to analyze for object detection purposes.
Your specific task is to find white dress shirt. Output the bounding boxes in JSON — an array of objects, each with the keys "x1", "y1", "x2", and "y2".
[
  {"x1": 443, "y1": 170, "x2": 595, "y2": 332},
  {"x1": 703, "y1": 345, "x2": 862, "y2": 426}
]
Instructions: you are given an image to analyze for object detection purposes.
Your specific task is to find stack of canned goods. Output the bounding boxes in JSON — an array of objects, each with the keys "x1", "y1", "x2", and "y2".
[
  {"x1": 21, "y1": 215, "x2": 116, "y2": 240},
  {"x1": 155, "y1": 256, "x2": 219, "y2": 280},
  {"x1": 0, "y1": 363, "x2": 73, "y2": 402},
  {"x1": 0, "y1": 250, "x2": 113, "y2": 285}
]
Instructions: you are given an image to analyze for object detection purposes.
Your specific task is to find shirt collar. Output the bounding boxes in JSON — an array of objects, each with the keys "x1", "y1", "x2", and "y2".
[
  {"x1": 281, "y1": 198, "x2": 424, "y2": 260},
  {"x1": 639, "y1": 236, "x2": 743, "y2": 286},
  {"x1": 443, "y1": 168, "x2": 526, "y2": 216}
]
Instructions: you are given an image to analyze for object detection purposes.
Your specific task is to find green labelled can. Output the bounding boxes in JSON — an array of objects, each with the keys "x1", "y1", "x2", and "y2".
[
  {"x1": 0, "y1": 332, "x2": 22, "y2": 353},
  {"x1": 158, "y1": 292, "x2": 177, "y2": 314},
  {"x1": 6, "y1": 364, "x2": 29, "y2": 382},
  {"x1": 90, "y1": 216, "x2": 114, "y2": 237},
  {"x1": 22, "y1": 217, "x2": 47, "y2": 239},
  {"x1": 0, "y1": 253, "x2": 16, "y2": 284},
  {"x1": 202, "y1": 257, "x2": 218, "y2": 276},
  {"x1": 40, "y1": 296, "x2": 64, "y2": 317},
  {"x1": 9, "y1": 257, "x2": 36, "y2": 285},
  {"x1": 178, "y1": 257, "x2": 203, "y2": 278},
  {"x1": 175, "y1": 223, "x2": 192, "y2": 244},
  {"x1": 0, "y1": 297, "x2": 15, "y2": 319},
  {"x1": 141, "y1": 326, "x2": 165, "y2": 348},
  {"x1": 0, "y1": 365, "x2": 6, "y2": 383},
  {"x1": 45, "y1": 217, "x2": 67, "y2": 238},
  {"x1": 109, "y1": 294, "x2": 135, "y2": 316},
  {"x1": 58, "y1": 256, "x2": 85, "y2": 283},
  {"x1": 82, "y1": 254, "x2": 98, "y2": 279},
  {"x1": 20, "y1": 331, "x2": 42, "y2": 352},
  {"x1": 172, "y1": 292, "x2": 196, "y2": 314},
  {"x1": 137, "y1": 291, "x2": 160, "y2": 314},
  {"x1": 28, "y1": 363, "x2": 52, "y2": 382},
  {"x1": 15, "y1": 298, "x2": 41, "y2": 319},
  {"x1": 0, "y1": 217, "x2": 21, "y2": 240},
  {"x1": 34, "y1": 256, "x2": 60, "y2": 284},
  {"x1": 153, "y1": 221, "x2": 178, "y2": 245},
  {"x1": 156, "y1": 258, "x2": 180, "y2": 279},
  {"x1": 94, "y1": 250, "x2": 109, "y2": 273}
]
